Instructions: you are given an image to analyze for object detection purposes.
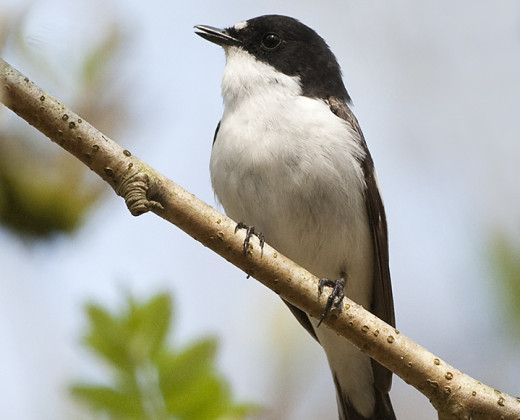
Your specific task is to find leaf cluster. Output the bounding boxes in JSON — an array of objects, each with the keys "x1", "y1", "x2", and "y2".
[
  {"x1": 0, "y1": 11, "x2": 128, "y2": 240},
  {"x1": 71, "y1": 293, "x2": 257, "y2": 420}
]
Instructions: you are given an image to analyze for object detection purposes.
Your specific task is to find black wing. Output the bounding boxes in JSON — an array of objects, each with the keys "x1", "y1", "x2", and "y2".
[
  {"x1": 328, "y1": 96, "x2": 395, "y2": 395},
  {"x1": 213, "y1": 121, "x2": 221, "y2": 146}
]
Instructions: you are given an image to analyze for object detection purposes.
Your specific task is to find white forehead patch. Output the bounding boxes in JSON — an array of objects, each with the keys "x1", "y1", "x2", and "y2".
[{"x1": 234, "y1": 20, "x2": 248, "y2": 30}]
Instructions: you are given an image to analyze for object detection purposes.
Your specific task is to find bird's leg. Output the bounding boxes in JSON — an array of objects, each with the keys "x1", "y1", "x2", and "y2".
[
  {"x1": 317, "y1": 272, "x2": 346, "y2": 327},
  {"x1": 235, "y1": 222, "x2": 265, "y2": 255}
]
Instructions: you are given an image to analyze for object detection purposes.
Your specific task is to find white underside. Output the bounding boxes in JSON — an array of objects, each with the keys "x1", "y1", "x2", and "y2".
[{"x1": 211, "y1": 46, "x2": 377, "y2": 417}]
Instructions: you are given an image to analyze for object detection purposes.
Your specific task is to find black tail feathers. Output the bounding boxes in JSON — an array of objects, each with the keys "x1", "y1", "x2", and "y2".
[{"x1": 334, "y1": 375, "x2": 396, "y2": 420}]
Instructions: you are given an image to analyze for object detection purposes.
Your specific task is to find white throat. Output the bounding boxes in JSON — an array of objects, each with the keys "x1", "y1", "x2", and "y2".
[{"x1": 221, "y1": 46, "x2": 302, "y2": 108}]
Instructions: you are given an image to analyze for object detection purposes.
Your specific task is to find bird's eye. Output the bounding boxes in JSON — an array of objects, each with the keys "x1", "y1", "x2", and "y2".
[{"x1": 261, "y1": 33, "x2": 281, "y2": 50}]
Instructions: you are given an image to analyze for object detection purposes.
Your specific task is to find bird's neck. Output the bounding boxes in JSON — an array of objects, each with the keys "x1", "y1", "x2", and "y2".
[{"x1": 221, "y1": 46, "x2": 302, "y2": 109}]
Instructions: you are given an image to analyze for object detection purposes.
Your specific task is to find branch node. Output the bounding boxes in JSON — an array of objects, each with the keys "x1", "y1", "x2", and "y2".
[{"x1": 117, "y1": 171, "x2": 164, "y2": 216}]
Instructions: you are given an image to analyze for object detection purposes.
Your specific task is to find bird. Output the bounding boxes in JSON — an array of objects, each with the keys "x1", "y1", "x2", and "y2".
[{"x1": 195, "y1": 15, "x2": 396, "y2": 420}]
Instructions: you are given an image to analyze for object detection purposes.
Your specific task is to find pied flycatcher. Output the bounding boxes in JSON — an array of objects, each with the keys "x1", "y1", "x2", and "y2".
[{"x1": 195, "y1": 15, "x2": 396, "y2": 420}]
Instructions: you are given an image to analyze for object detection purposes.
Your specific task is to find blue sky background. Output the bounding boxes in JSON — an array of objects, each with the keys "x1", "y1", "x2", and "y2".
[{"x1": 1, "y1": 1, "x2": 520, "y2": 419}]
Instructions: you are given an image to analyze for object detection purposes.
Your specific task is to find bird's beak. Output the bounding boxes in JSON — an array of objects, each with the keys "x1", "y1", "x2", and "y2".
[{"x1": 194, "y1": 25, "x2": 241, "y2": 47}]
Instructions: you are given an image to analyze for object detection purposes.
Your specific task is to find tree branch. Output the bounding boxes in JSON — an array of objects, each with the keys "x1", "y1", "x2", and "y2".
[{"x1": 1, "y1": 58, "x2": 518, "y2": 420}]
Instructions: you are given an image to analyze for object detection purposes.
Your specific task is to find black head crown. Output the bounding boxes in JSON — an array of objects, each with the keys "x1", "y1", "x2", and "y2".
[{"x1": 196, "y1": 15, "x2": 351, "y2": 103}]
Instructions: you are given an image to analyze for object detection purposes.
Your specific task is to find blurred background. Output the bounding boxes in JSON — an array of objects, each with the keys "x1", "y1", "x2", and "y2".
[{"x1": 1, "y1": 0, "x2": 519, "y2": 419}]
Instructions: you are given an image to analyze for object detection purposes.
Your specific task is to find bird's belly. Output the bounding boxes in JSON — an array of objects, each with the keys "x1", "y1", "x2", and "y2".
[{"x1": 210, "y1": 118, "x2": 374, "y2": 308}]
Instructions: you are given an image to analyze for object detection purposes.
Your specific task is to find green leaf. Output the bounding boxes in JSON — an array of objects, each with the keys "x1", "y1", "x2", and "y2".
[
  {"x1": 0, "y1": 138, "x2": 103, "y2": 239},
  {"x1": 71, "y1": 385, "x2": 143, "y2": 418},
  {"x1": 159, "y1": 338, "x2": 258, "y2": 420},
  {"x1": 84, "y1": 303, "x2": 134, "y2": 372},
  {"x1": 84, "y1": 293, "x2": 172, "y2": 373},
  {"x1": 72, "y1": 292, "x2": 258, "y2": 420},
  {"x1": 164, "y1": 373, "x2": 259, "y2": 420},
  {"x1": 158, "y1": 338, "x2": 217, "y2": 396},
  {"x1": 165, "y1": 374, "x2": 227, "y2": 419},
  {"x1": 126, "y1": 293, "x2": 171, "y2": 362},
  {"x1": 492, "y1": 235, "x2": 520, "y2": 331}
]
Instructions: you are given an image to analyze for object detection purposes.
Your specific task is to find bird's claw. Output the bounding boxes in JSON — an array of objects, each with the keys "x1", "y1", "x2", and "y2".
[
  {"x1": 317, "y1": 275, "x2": 346, "y2": 327},
  {"x1": 235, "y1": 222, "x2": 265, "y2": 255}
]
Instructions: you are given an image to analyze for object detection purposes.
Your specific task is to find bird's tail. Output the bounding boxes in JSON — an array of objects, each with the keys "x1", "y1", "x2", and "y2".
[{"x1": 334, "y1": 375, "x2": 396, "y2": 420}]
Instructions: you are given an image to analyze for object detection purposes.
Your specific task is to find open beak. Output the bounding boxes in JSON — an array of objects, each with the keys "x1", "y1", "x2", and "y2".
[{"x1": 194, "y1": 25, "x2": 241, "y2": 47}]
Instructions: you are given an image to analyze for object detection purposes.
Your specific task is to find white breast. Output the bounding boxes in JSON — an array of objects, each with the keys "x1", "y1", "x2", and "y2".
[{"x1": 210, "y1": 46, "x2": 373, "y2": 308}]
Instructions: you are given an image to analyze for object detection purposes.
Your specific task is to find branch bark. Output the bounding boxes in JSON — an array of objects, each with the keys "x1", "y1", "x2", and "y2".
[{"x1": 1, "y1": 58, "x2": 519, "y2": 420}]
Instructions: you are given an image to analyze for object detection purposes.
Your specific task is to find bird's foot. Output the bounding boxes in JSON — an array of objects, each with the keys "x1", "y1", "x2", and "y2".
[
  {"x1": 235, "y1": 222, "x2": 265, "y2": 256},
  {"x1": 317, "y1": 274, "x2": 346, "y2": 327}
]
